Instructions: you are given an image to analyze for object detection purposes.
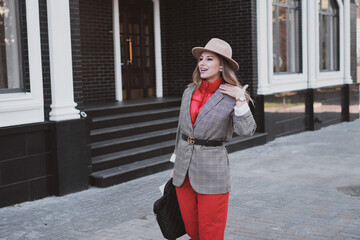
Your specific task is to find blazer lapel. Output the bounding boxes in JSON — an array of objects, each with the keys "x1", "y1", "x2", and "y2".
[{"x1": 194, "y1": 88, "x2": 224, "y2": 127}]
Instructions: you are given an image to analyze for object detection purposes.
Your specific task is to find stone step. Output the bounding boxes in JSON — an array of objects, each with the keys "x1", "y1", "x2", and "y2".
[
  {"x1": 91, "y1": 140, "x2": 175, "y2": 172},
  {"x1": 91, "y1": 128, "x2": 177, "y2": 157},
  {"x1": 91, "y1": 107, "x2": 180, "y2": 129},
  {"x1": 90, "y1": 117, "x2": 178, "y2": 142}
]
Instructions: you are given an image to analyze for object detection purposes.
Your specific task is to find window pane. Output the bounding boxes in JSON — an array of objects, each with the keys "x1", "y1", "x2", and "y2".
[
  {"x1": 134, "y1": 24, "x2": 139, "y2": 34},
  {"x1": 320, "y1": 15, "x2": 329, "y2": 70},
  {"x1": 0, "y1": 0, "x2": 22, "y2": 91},
  {"x1": 333, "y1": 16, "x2": 339, "y2": 70},
  {"x1": 321, "y1": 0, "x2": 329, "y2": 12},
  {"x1": 272, "y1": 1, "x2": 301, "y2": 74},
  {"x1": 273, "y1": 5, "x2": 278, "y2": 72},
  {"x1": 319, "y1": 0, "x2": 339, "y2": 71},
  {"x1": 279, "y1": 6, "x2": 287, "y2": 72},
  {"x1": 288, "y1": 8, "x2": 298, "y2": 73}
]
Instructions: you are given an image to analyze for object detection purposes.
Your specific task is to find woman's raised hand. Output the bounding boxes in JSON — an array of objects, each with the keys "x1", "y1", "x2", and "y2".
[{"x1": 219, "y1": 83, "x2": 248, "y2": 100}]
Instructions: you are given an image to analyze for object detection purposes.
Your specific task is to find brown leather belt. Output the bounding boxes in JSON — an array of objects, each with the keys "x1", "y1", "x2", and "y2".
[{"x1": 181, "y1": 133, "x2": 223, "y2": 147}]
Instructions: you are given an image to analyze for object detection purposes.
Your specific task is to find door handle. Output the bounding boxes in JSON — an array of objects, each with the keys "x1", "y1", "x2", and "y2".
[{"x1": 126, "y1": 38, "x2": 133, "y2": 65}]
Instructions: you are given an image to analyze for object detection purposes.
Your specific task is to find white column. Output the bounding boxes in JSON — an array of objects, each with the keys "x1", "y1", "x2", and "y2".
[
  {"x1": 256, "y1": 0, "x2": 271, "y2": 94},
  {"x1": 344, "y1": 0, "x2": 353, "y2": 84},
  {"x1": 47, "y1": 0, "x2": 79, "y2": 121},
  {"x1": 113, "y1": 0, "x2": 123, "y2": 101},
  {"x1": 307, "y1": 0, "x2": 318, "y2": 88},
  {"x1": 153, "y1": 0, "x2": 163, "y2": 98}
]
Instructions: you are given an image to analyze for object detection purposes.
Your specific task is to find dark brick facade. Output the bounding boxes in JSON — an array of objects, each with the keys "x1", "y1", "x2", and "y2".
[
  {"x1": 70, "y1": 0, "x2": 84, "y2": 108},
  {"x1": 79, "y1": 0, "x2": 116, "y2": 104},
  {"x1": 20, "y1": 0, "x2": 30, "y2": 93},
  {"x1": 160, "y1": 0, "x2": 258, "y2": 97},
  {"x1": 39, "y1": 0, "x2": 51, "y2": 120}
]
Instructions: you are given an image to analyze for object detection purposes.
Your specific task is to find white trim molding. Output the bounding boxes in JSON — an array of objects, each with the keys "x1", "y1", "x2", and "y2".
[
  {"x1": 307, "y1": 0, "x2": 318, "y2": 89},
  {"x1": 343, "y1": 0, "x2": 353, "y2": 84},
  {"x1": 257, "y1": 0, "x2": 308, "y2": 95},
  {"x1": 113, "y1": 0, "x2": 123, "y2": 101},
  {"x1": 47, "y1": 0, "x2": 80, "y2": 121},
  {"x1": 313, "y1": 0, "x2": 345, "y2": 88},
  {"x1": 153, "y1": 0, "x2": 163, "y2": 98},
  {"x1": 256, "y1": 0, "x2": 270, "y2": 94},
  {"x1": 0, "y1": 0, "x2": 44, "y2": 128}
]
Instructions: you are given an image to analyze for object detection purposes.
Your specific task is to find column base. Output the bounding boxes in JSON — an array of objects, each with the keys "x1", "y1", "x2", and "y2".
[{"x1": 52, "y1": 118, "x2": 90, "y2": 196}]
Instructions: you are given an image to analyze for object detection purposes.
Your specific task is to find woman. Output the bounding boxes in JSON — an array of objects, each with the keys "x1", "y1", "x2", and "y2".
[{"x1": 169, "y1": 38, "x2": 257, "y2": 240}]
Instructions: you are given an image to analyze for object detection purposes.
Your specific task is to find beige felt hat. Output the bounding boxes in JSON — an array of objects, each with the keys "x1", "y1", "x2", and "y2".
[{"x1": 192, "y1": 38, "x2": 239, "y2": 71}]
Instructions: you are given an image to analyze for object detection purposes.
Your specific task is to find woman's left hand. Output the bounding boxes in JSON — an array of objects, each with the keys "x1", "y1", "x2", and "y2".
[{"x1": 219, "y1": 83, "x2": 248, "y2": 100}]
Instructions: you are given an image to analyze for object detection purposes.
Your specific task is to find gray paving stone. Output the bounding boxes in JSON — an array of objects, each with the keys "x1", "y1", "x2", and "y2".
[{"x1": 1, "y1": 119, "x2": 360, "y2": 239}]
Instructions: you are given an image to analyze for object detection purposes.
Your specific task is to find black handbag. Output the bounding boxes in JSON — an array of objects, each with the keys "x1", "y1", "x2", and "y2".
[{"x1": 153, "y1": 178, "x2": 186, "y2": 240}]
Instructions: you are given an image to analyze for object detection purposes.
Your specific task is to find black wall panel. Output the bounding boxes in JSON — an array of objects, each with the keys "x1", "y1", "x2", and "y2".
[{"x1": 0, "y1": 123, "x2": 53, "y2": 208}]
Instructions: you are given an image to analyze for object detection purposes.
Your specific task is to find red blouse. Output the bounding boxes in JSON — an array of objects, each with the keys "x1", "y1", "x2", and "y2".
[{"x1": 190, "y1": 77, "x2": 223, "y2": 125}]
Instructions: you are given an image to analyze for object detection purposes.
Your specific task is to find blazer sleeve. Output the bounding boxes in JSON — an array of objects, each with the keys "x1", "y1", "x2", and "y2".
[
  {"x1": 232, "y1": 108, "x2": 257, "y2": 136},
  {"x1": 170, "y1": 87, "x2": 189, "y2": 163},
  {"x1": 169, "y1": 121, "x2": 180, "y2": 163}
]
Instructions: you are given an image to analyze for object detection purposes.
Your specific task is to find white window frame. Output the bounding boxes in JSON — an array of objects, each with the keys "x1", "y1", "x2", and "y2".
[
  {"x1": 0, "y1": 0, "x2": 44, "y2": 128},
  {"x1": 257, "y1": 0, "x2": 348, "y2": 95},
  {"x1": 315, "y1": 0, "x2": 344, "y2": 88},
  {"x1": 258, "y1": 0, "x2": 308, "y2": 95}
]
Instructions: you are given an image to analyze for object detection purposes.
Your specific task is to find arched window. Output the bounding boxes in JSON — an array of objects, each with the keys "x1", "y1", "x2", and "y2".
[
  {"x1": 319, "y1": 0, "x2": 339, "y2": 71},
  {"x1": 272, "y1": 0, "x2": 302, "y2": 74}
]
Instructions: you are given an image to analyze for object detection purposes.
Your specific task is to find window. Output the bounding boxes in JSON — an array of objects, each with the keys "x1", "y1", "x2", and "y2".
[
  {"x1": 319, "y1": 0, "x2": 339, "y2": 71},
  {"x1": 0, "y1": 0, "x2": 24, "y2": 93},
  {"x1": 272, "y1": 0, "x2": 302, "y2": 74}
]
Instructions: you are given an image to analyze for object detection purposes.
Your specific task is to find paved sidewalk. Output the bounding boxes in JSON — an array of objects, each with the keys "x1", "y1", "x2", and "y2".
[{"x1": 1, "y1": 119, "x2": 360, "y2": 240}]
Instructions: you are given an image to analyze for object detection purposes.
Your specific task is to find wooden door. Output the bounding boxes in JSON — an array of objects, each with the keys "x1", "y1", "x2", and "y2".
[{"x1": 119, "y1": 0, "x2": 155, "y2": 100}]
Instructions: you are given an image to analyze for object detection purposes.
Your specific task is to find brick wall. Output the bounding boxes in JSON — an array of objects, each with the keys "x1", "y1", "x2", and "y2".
[
  {"x1": 70, "y1": 0, "x2": 84, "y2": 108},
  {"x1": 160, "y1": 0, "x2": 258, "y2": 97},
  {"x1": 20, "y1": 0, "x2": 30, "y2": 93},
  {"x1": 79, "y1": 0, "x2": 116, "y2": 104},
  {"x1": 39, "y1": 0, "x2": 51, "y2": 120}
]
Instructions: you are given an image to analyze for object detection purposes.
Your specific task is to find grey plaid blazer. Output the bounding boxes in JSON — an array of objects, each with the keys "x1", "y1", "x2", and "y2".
[{"x1": 172, "y1": 85, "x2": 257, "y2": 194}]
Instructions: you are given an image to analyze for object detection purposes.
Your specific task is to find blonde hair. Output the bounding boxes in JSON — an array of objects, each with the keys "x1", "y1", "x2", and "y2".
[{"x1": 189, "y1": 54, "x2": 253, "y2": 104}]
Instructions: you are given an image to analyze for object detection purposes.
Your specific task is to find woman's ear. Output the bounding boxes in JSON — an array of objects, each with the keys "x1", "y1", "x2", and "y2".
[{"x1": 219, "y1": 66, "x2": 223, "y2": 72}]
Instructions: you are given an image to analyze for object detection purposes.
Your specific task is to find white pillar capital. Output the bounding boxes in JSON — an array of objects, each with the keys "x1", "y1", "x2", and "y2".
[{"x1": 47, "y1": 0, "x2": 79, "y2": 121}]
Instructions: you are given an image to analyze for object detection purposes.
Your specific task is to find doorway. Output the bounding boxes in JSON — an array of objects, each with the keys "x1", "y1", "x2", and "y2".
[{"x1": 119, "y1": 0, "x2": 155, "y2": 100}]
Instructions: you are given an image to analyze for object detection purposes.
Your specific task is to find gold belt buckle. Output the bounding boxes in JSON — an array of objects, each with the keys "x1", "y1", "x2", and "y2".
[{"x1": 187, "y1": 136, "x2": 195, "y2": 145}]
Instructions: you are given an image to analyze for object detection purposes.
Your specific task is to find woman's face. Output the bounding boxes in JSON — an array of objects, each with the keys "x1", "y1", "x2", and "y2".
[{"x1": 198, "y1": 51, "x2": 221, "y2": 83}]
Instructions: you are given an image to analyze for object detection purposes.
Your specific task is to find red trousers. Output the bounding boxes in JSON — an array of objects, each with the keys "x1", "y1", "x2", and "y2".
[{"x1": 175, "y1": 175, "x2": 229, "y2": 240}]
